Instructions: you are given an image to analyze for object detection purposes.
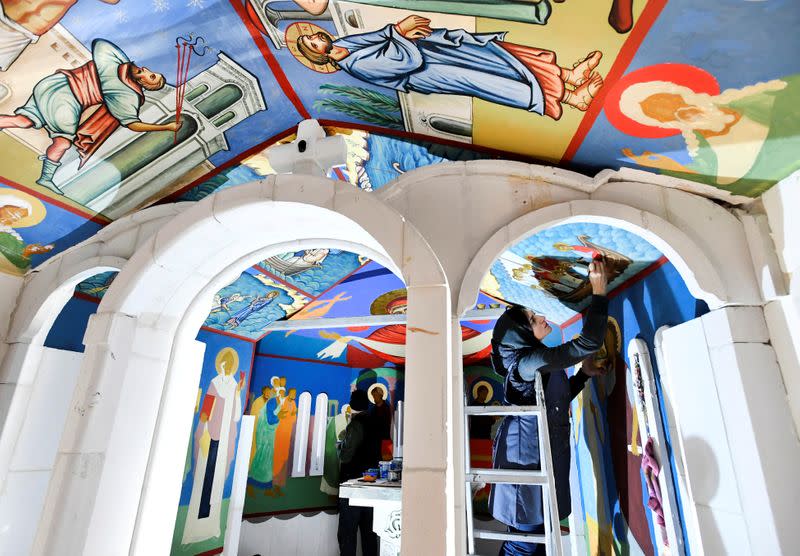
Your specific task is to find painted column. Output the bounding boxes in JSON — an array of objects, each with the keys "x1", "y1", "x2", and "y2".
[
  {"x1": 659, "y1": 306, "x2": 800, "y2": 555},
  {"x1": 401, "y1": 284, "x2": 454, "y2": 556}
]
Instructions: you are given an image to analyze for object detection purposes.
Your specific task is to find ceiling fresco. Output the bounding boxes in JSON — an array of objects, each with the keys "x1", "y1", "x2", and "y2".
[
  {"x1": 0, "y1": 0, "x2": 797, "y2": 278},
  {"x1": 482, "y1": 221, "x2": 664, "y2": 325}
]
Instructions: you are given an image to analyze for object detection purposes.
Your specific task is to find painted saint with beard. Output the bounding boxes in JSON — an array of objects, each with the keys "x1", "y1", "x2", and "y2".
[{"x1": 292, "y1": 16, "x2": 605, "y2": 121}]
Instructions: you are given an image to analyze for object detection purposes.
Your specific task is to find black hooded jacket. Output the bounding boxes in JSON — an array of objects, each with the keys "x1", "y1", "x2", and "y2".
[{"x1": 488, "y1": 295, "x2": 609, "y2": 525}]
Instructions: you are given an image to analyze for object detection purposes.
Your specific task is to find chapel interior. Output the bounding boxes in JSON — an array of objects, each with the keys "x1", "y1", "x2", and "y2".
[{"x1": 0, "y1": 2, "x2": 799, "y2": 556}]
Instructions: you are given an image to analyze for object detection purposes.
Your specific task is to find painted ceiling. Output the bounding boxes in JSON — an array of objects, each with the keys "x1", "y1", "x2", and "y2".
[
  {"x1": 71, "y1": 219, "x2": 664, "y2": 347},
  {"x1": 1, "y1": 0, "x2": 797, "y2": 278}
]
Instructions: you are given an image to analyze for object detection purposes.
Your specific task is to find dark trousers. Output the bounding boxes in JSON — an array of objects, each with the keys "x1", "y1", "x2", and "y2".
[
  {"x1": 199, "y1": 439, "x2": 219, "y2": 519},
  {"x1": 338, "y1": 498, "x2": 378, "y2": 556},
  {"x1": 498, "y1": 524, "x2": 546, "y2": 556}
]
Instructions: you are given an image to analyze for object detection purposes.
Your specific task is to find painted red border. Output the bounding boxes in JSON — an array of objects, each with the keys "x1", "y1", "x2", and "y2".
[
  {"x1": 161, "y1": 125, "x2": 298, "y2": 203},
  {"x1": 255, "y1": 351, "x2": 352, "y2": 368},
  {"x1": 253, "y1": 264, "x2": 314, "y2": 298},
  {"x1": 200, "y1": 325, "x2": 258, "y2": 344},
  {"x1": 1, "y1": 176, "x2": 111, "y2": 225},
  {"x1": 252, "y1": 258, "x2": 370, "y2": 342},
  {"x1": 559, "y1": 255, "x2": 669, "y2": 329},
  {"x1": 194, "y1": 547, "x2": 223, "y2": 556},
  {"x1": 228, "y1": 0, "x2": 309, "y2": 118},
  {"x1": 561, "y1": 0, "x2": 669, "y2": 163},
  {"x1": 72, "y1": 291, "x2": 102, "y2": 304}
]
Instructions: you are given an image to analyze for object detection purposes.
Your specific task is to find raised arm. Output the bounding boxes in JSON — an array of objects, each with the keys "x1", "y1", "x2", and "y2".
[{"x1": 517, "y1": 259, "x2": 609, "y2": 380}]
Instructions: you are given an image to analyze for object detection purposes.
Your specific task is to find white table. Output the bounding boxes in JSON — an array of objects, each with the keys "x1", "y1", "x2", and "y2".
[{"x1": 339, "y1": 479, "x2": 402, "y2": 556}]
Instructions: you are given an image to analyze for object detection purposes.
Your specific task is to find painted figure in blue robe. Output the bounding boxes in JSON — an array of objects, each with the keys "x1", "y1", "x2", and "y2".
[
  {"x1": 488, "y1": 259, "x2": 609, "y2": 555},
  {"x1": 295, "y1": 15, "x2": 604, "y2": 122},
  {"x1": 225, "y1": 290, "x2": 280, "y2": 328}
]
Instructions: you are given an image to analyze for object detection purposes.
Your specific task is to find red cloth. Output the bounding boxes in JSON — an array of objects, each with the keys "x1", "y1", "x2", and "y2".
[
  {"x1": 498, "y1": 42, "x2": 565, "y2": 120},
  {"x1": 60, "y1": 62, "x2": 144, "y2": 168},
  {"x1": 200, "y1": 393, "x2": 215, "y2": 419},
  {"x1": 344, "y1": 325, "x2": 491, "y2": 367}
]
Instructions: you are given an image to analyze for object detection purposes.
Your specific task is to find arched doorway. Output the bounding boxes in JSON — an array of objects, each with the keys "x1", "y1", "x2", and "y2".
[{"x1": 10, "y1": 176, "x2": 450, "y2": 556}]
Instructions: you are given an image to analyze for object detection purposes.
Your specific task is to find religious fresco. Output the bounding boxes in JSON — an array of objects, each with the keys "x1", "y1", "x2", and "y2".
[
  {"x1": 1, "y1": 0, "x2": 795, "y2": 276},
  {"x1": 483, "y1": 221, "x2": 663, "y2": 325},
  {"x1": 244, "y1": 330, "x2": 405, "y2": 517},
  {"x1": 74, "y1": 269, "x2": 117, "y2": 299},
  {"x1": 0, "y1": 183, "x2": 100, "y2": 275},
  {"x1": 565, "y1": 261, "x2": 708, "y2": 556},
  {"x1": 172, "y1": 329, "x2": 256, "y2": 556}
]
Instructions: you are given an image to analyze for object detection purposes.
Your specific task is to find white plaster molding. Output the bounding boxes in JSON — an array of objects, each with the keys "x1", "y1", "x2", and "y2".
[{"x1": 594, "y1": 167, "x2": 755, "y2": 207}]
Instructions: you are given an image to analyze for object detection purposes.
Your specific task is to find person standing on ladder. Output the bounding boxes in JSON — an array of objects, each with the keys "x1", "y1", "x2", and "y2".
[{"x1": 489, "y1": 258, "x2": 610, "y2": 555}]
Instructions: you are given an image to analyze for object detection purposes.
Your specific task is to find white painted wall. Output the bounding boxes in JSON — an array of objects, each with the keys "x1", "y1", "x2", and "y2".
[
  {"x1": 0, "y1": 347, "x2": 83, "y2": 556},
  {"x1": 239, "y1": 512, "x2": 359, "y2": 556},
  {"x1": 660, "y1": 307, "x2": 800, "y2": 555},
  {"x1": 762, "y1": 170, "x2": 800, "y2": 435}
]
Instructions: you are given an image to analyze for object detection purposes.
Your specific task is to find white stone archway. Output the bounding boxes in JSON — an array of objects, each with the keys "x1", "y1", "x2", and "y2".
[
  {"x1": 0, "y1": 205, "x2": 188, "y2": 555},
  {"x1": 3, "y1": 157, "x2": 792, "y2": 556},
  {"x1": 375, "y1": 160, "x2": 762, "y2": 555},
  {"x1": 23, "y1": 176, "x2": 453, "y2": 556}
]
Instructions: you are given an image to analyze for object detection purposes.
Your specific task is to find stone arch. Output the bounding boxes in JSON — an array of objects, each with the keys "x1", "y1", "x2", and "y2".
[
  {"x1": 458, "y1": 199, "x2": 735, "y2": 316},
  {"x1": 29, "y1": 175, "x2": 451, "y2": 556}
]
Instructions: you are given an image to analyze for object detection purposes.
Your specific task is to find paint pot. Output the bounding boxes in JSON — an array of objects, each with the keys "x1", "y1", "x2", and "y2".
[{"x1": 379, "y1": 461, "x2": 392, "y2": 479}]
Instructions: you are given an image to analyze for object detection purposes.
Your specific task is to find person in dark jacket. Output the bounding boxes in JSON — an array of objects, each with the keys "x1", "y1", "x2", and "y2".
[
  {"x1": 488, "y1": 258, "x2": 610, "y2": 556},
  {"x1": 337, "y1": 389, "x2": 381, "y2": 556}
]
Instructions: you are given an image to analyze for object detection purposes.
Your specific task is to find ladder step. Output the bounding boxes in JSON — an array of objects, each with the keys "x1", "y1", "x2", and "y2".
[
  {"x1": 465, "y1": 405, "x2": 542, "y2": 416},
  {"x1": 466, "y1": 468, "x2": 548, "y2": 485},
  {"x1": 473, "y1": 529, "x2": 547, "y2": 543}
]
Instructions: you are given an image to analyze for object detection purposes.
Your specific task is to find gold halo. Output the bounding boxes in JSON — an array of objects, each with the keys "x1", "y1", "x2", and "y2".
[
  {"x1": 367, "y1": 382, "x2": 388, "y2": 401},
  {"x1": 472, "y1": 380, "x2": 493, "y2": 401},
  {"x1": 0, "y1": 188, "x2": 47, "y2": 228},
  {"x1": 285, "y1": 22, "x2": 339, "y2": 74},
  {"x1": 215, "y1": 347, "x2": 239, "y2": 375},
  {"x1": 370, "y1": 288, "x2": 408, "y2": 315},
  {"x1": 607, "y1": 316, "x2": 622, "y2": 352}
]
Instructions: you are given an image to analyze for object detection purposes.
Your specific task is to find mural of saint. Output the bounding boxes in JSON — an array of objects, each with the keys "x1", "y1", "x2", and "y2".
[
  {"x1": 0, "y1": 38, "x2": 179, "y2": 194},
  {"x1": 0, "y1": 191, "x2": 53, "y2": 275},
  {"x1": 249, "y1": 385, "x2": 280, "y2": 495},
  {"x1": 292, "y1": 16, "x2": 604, "y2": 120},
  {"x1": 611, "y1": 64, "x2": 800, "y2": 196},
  {"x1": 210, "y1": 293, "x2": 246, "y2": 314},
  {"x1": 182, "y1": 347, "x2": 244, "y2": 544},
  {"x1": 271, "y1": 387, "x2": 298, "y2": 495},
  {"x1": 509, "y1": 236, "x2": 632, "y2": 303},
  {"x1": 0, "y1": 0, "x2": 120, "y2": 70},
  {"x1": 224, "y1": 290, "x2": 280, "y2": 328}
]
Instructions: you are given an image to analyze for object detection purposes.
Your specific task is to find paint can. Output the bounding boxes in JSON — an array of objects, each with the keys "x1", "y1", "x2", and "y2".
[{"x1": 379, "y1": 460, "x2": 392, "y2": 479}]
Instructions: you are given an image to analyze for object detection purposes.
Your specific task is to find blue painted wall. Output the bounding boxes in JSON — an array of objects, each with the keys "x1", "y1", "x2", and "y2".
[
  {"x1": 565, "y1": 261, "x2": 707, "y2": 555},
  {"x1": 172, "y1": 328, "x2": 256, "y2": 555},
  {"x1": 44, "y1": 295, "x2": 99, "y2": 352}
]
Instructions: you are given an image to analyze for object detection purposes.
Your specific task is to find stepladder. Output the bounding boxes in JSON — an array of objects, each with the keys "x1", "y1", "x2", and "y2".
[{"x1": 464, "y1": 372, "x2": 564, "y2": 556}]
